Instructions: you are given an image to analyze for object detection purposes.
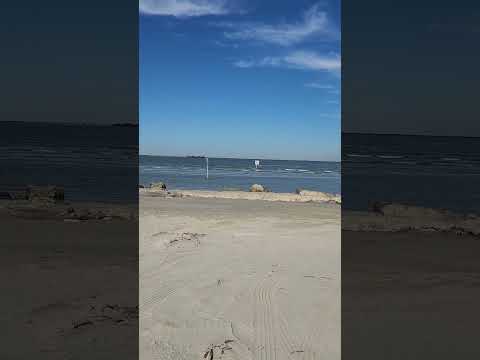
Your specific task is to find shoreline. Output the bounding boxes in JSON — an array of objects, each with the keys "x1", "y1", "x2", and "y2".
[
  {"x1": 343, "y1": 203, "x2": 480, "y2": 236},
  {"x1": 140, "y1": 188, "x2": 342, "y2": 204},
  {"x1": 140, "y1": 189, "x2": 480, "y2": 236},
  {"x1": 0, "y1": 199, "x2": 138, "y2": 221}
]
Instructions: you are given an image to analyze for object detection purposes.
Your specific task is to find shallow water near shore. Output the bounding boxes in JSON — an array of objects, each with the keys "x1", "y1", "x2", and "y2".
[
  {"x1": 343, "y1": 133, "x2": 480, "y2": 213},
  {"x1": 140, "y1": 155, "x2": 341, "y2": 195},
  {"x1": 0, "y1": 122, "x2": 138, "y2": 203}
]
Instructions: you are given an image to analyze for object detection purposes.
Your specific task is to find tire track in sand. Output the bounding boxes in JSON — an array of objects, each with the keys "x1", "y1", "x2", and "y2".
[{"x1": 252, "y1": 276, "x2": 304, "y2": 360}]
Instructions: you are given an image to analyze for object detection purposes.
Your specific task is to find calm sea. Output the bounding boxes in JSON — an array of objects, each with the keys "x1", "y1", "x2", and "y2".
[
  {"x1": 140, "y1": 156, "x2": 341, "y2": 195},
  {"x1": 343, "y1": 133, "x2": 480, "y2": 213},
  {"x1": 0, "y1": 122, "x2": 138, "y2": 203},
  {"x1": 4, "y1": 122, "x2": 478, "y2": 212}
]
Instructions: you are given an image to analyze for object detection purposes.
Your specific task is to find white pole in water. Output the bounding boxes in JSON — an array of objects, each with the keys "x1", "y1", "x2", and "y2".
[{"x1": 206, "y1": 157, "x2": 209, "y2": 179}]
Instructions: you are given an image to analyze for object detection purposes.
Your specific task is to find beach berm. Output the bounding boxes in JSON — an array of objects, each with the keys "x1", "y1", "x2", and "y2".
[{"x1": 142, "y1": 187, "x2": 341, "y2": 204}]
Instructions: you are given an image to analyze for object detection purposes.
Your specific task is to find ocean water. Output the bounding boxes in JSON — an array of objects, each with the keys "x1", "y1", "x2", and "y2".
[
  {"x1": 0, "y1": 122, "x2": 138, "y2": 203},
  {"x1": 140, "y1": 156, "x2": 341, "y2": 195},
  {"x1": 343, "y1": 133, "x2": 480, "y2": 213},
  {"x1": 5, "y1": 122, "x2": 477, "y2": 212}
]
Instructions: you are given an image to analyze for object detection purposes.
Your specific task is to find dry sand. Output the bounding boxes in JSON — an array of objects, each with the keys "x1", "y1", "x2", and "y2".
[
  {"x1": 140, "y1": 193, "x2": 340, "y2": 360},
  {"x1": 342, "y1": 230, "x2": 480, "y2": 359},
  {"x1": 141, "y1": 188, "x2": 341, "y2": 204},
  {"x1": 0, "y1": 201, "x2": 138, "y2": 360}
]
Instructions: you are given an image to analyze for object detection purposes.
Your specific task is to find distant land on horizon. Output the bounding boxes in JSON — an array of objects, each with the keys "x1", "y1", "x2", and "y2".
[
  {"x1": 342, "y1": 131, "x2": 480, "y2": 139},
  {"x1": 140, "y1": 154, "x2": 340, "y2": 163},
  {"x1": 0, "y1": 120, "x2": 138, "y2": 127},
  {"x1": 2, "y1": 122, "x2": 478, "y2": 139}
]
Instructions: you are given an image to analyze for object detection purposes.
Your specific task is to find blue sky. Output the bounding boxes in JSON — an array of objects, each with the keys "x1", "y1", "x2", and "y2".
[{"x1": 140, "y1": 0, "x2": 340, "y2": 161}]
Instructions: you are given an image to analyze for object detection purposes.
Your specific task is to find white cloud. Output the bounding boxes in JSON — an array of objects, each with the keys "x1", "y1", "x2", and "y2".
[
  {"x1": 222, "y1": 4, "x2": 335, "y2": 46},
  {"x1": 234, "y1": 51, "x2": 340, "y2": 72},
  {"x1": 305, "y1": 83, "x2": 334, "y2": 89},
  {"x1": 233, "y1": 60, "x2": 255, "y2": 68},
  {"x1": 284, "y1": 51, "x2": 340, "y2": 71},
  {"x1": 319, "y1": 113, "x2": 340, "y2": 118},
  {"x1": 139, "y1": 0, "x2": 232, "y2": 17},
  {"x1": 233, "y1": 57, "x2": 283, "y2": 68}
]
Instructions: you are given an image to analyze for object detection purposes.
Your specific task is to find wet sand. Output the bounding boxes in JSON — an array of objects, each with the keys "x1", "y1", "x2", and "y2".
[{"x1": 140, "y1": 193, "x2": 340, "y2": 360}]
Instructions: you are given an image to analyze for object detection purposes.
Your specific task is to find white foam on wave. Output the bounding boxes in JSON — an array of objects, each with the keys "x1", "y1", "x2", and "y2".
[
  {"x1": 377, "y1": 155, "x2": 404, "y2": 159},
  {"x1": 346, "y1": 154, "x2": 372, "y2": 158},
  {"x1": 284, "y1": 168, "x2": 310, "y2": 172}
]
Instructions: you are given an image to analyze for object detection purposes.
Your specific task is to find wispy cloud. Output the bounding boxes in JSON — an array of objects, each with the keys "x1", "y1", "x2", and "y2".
[
  {"x1": 221, "y1": 4, "x2": 336, "y2": 46},
  {"x1": 139, "y1": 0, "x2": 233, "y2": 17},
  {"x1": 233, "y1": 57, "x2": 281, "y2": 68},
  {"x1": 319, "y1": 113, "x2": 340, "y2": 118},
  {"x1": 305, "y1": 82, "x2": 334, "y2": 89},
  {"x1": 233, "y1": 60, "x2": 255, "y2": 68},
  {"x1": 285, "y1": 51, "x2": 340, "y2": 71},
  {"x1": 234, "y1": 51, "x2": 340, "y2": 72}
]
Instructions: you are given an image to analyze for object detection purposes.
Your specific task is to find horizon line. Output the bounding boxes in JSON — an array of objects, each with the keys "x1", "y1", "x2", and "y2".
[
  {"x1": 0, "y1": 120, "x2": 138, "y2": 127},
  {"x1": 342, "y1": 131, "x2": 480, "y2": 139},
  {"x1": 140, "y1": 154, "x2": 341, "y2": 162},
  {"x1": 2, "y1": 122, "x2": 478, "y2": 139}
]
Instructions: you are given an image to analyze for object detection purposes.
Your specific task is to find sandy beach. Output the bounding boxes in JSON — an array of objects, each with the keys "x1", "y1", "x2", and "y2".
[
  {"x1": 141, "y1": 188, "x2": 341, "y2": 204},
  {"x1": 340, "y1": 199, "x2": 480, "y2": 358},
  {"x1": 1, "y1": 200, "x2": 138, "y2": 359},
  {"x1": 343, "y1": 229, "x2": 480, "y2": 359},
  {"x1": 140, "y1": 192, "x2": 340, "y2": 360}
]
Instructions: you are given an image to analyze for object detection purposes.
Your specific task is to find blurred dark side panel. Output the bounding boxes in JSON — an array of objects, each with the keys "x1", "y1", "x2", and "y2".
[
  {"x1": 0, "y1": 1, "x2": 138, "y2": 359},
  {"x1": 342, "y1": 0, "x2": 480, "y2": 359}
]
